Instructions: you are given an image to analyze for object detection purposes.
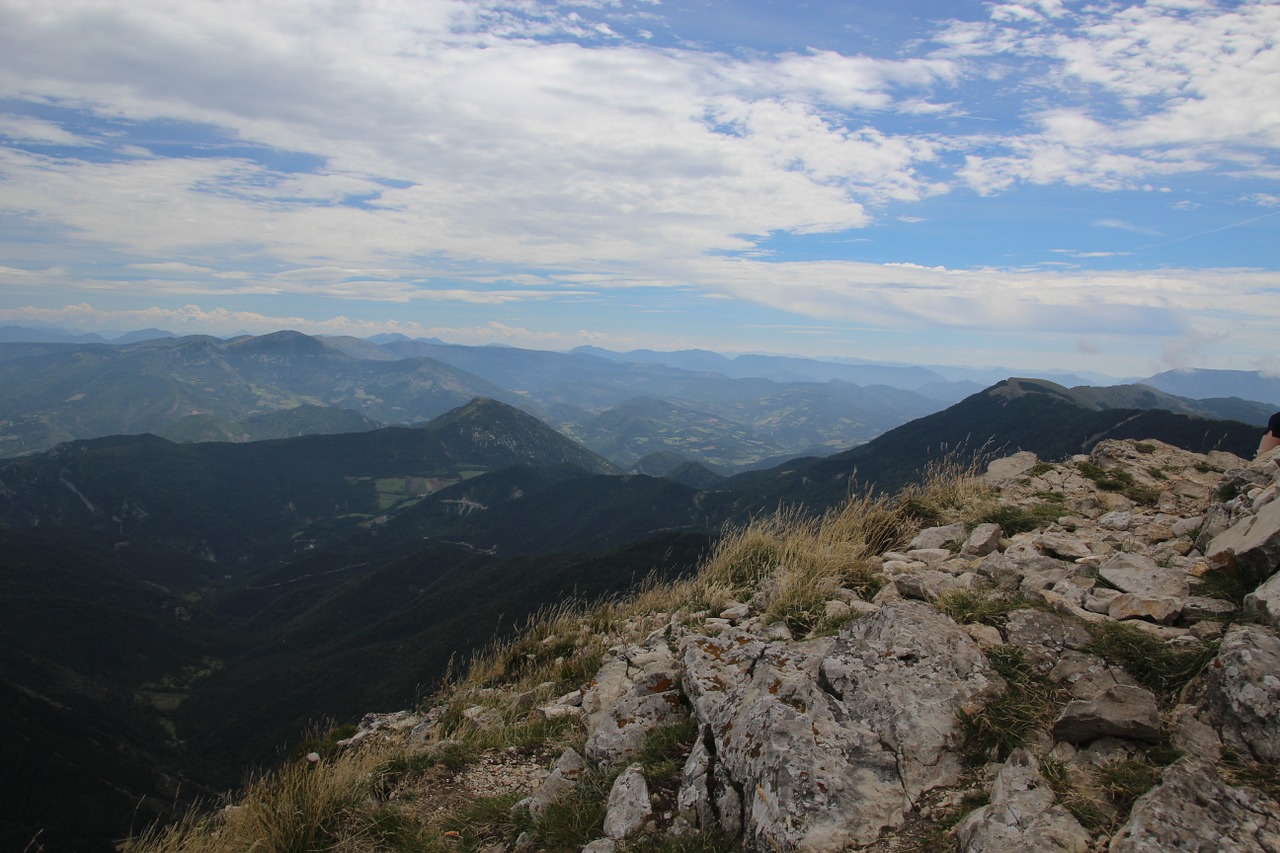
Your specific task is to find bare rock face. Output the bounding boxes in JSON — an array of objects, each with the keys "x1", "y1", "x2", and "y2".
[
  {"x1": 583, "y1": 631, "x2": 687, "y2": 768},
  {"x1": 955, "y1": 750, "x2": 1090, "y2": 853},
  {"x1": 678, "y1": 602, "x2": 1005, "y2": 851},
  {"x1": 1107, "y1": 758, "x2": 1280, "y2": 853},
  {"x1": 1097, "y1": 552, "x2": 1190, "y2": 599},
  {"x1": 1203, "y1": 625, "x2": 1280, "y2": 763}
]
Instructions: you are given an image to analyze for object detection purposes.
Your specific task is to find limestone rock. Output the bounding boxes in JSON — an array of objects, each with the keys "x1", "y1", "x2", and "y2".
[
  {"x1": 1097, "y1": 552, "x2": 1190, "y2": 598},
  {"x1": 1182, "y1": 595, "x2": 1238, "y2": 621},
  {"x1": 1004, "y1": 608, "x2": 1092, "y2": 674},
  {"x1": 893, "y1": 570, "x2": 965, "y2": 603},
  {"x1": 1245, "y1": 570, "x2": 1280, "y2": 629},
  {"x1": 962, "y1": 522, "x2": 1003, "y2": 556},
  {"x1": 1108, "y1": 758, "x2": 1280, "y2": 852},
  {"x1": 581, "y1": 632, "x2": 676, "y2": 738},
  {"x1": 603, "y1": 763, "x2": 652, "y2": 840},
  {"x1": 955, "y1": 750, "x2": 1090, "y2": 853},
  {"x1": 526, "y1": 747, "x2": 586, "y2": 819},
  {"x1": 1099, "y1": 510, "x2": 1133, "y2": 531},
  {"x1": 1037, "y1": 532, "x2": 1094, "y2": 560},
  {"x1": 462, "y1": 705, "x2": 502, "y2": 731},
  {"x1": 1203, "y1": 625, "x2": 1280, "y2": 763},
  {"x1": 1168, "y1": 704, "x2": 1222, "y2": 762},
  {"x1": 986, "y1": 451, "x2": 1038, "y2": 481},
  {"x1": 1052, "y1": 685, "x2": 1162, "y2": 745},
  {"x1": 909, "y1": 523, "x2": 968, "y2": 551},
  {"x1": 1049, "y1": 651, "x2": 1137, "y2": 700},
  {"x1": 678, "y1": 602, "x2": 1005, "y2": 851},
  {"x1": 585, "y1": 668, "x2": 687, "y2": 767},
  {"x1": 1106, "y1": 593, "x2": 1183, "y2": 625},
  {"x1": 1208, "y1": 497, "x2": 1280, "y2": 581}
]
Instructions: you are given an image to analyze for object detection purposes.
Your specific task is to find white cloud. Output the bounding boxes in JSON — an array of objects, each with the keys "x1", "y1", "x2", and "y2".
[
  {"x1": 947, "y1": 0, "x2": 1280, "y2": 193},
  {"x1": 0, "y1": 0, "x2": 1275, "y2": 375},
  {"x1": 1092, "y1": 219, "x2": 1161, "y2": 236}
]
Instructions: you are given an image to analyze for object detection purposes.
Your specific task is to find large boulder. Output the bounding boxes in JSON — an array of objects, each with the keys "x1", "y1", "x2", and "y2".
[
  {"x1": 1052, "y1": 685, "x2": 1163, "y2": 745},
  {"x1": 678, "y1": 602, "x2": 1005, "y2": 851},
  {"x1": 583, "y1": 631, "x2": 687, "y2": 767},
  {"x1": 1208, "y1": 487, "x2": 1280, "y2": 581}
]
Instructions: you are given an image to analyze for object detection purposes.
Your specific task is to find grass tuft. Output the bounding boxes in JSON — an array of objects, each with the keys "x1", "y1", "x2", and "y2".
[
  {"x1": 958, "y1": 646, "x2": 1061, "y2": 764},
  {"x1": 936, "y1": 590, "x2": 1033, "y2": 626},
  {"x1": 1085, "y1": 621, "x2": 1217, "y2": 698}
]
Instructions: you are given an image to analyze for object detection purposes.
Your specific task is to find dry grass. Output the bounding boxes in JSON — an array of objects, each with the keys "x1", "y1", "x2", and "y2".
[{"x1": 130, "y1": 746, "x2": 389, "y2": 853}]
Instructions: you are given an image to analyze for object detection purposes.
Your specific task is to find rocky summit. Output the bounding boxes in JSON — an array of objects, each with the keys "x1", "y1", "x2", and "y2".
[{"x1": 140, "y1": 438, "x2": 1280, "y2": 853}]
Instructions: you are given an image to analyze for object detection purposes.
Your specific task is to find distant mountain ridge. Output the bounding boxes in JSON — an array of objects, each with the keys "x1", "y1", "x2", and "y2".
[
  {"x1": 1140, "y1": 368, "x2": 1280, "y2": 408},
  {"x1": 4, "y1": 328, "x2": 1273, "y2": 474},
  {"x1": 723, "y1": 377, "x2": 1263, "y2": 511}
]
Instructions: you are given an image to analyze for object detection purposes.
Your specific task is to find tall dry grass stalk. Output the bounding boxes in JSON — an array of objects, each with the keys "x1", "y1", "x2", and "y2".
[{"x1": 128, "y1": 747, "x2": 387, "y2": 853}]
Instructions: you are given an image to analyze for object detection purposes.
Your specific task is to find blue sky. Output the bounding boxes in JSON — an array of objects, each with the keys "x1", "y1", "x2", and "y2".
[{"x1": 0, "y1": 0, "x2": 1277, "y2": 376}]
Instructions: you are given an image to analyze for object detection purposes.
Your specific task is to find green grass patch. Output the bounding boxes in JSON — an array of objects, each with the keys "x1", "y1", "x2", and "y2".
[
  {"x1": 959, "y1": 646, "x2": 1060, "y2": 764},
  {"x1": 1075, "y1": 461, "x2": 1161, "y2": 505},
  {"x1": 976, "y1": 503, "x2": 1059, "y2": 535},
  {"x1": 1221, "y1": 749, "x2": 1280, "y2": 801},
  {"x1": 622, "y1": 831, "x2": 738, "y2": 852},
  {"x1": 936, "y1": 591, "x2": 1034, "y2": 626},
  {"x1": 1085, "y1": 621, "x2": 1217, "y2": 697},
  {"x1": 635, "y1": 718, "x2": 698, "y2": 792},
  {"x1": 1095, "y1": 759, "x2": 1159, "y2": 814}
]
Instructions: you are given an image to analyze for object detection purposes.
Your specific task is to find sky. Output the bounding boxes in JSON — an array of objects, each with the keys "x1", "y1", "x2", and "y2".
[{"x1": 0, "y1": 0, "x2": 1277, "y2": 377}]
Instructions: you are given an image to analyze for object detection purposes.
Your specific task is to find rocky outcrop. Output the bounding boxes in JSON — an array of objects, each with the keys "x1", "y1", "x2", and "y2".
[
  {"x1": 676, "y1": 602, "x2": 1006, "y2": 850},
  {"x1": 353, "y1": 438, "x2": 1280, "y2": 852}
]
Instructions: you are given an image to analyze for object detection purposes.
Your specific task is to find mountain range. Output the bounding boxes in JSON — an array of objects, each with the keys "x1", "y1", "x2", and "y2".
[
  {"x1": 0, "y1": 328, "x2": 1276, "y2": 850},
  {"x1": 1, "y1": 327, "x2": 1275, "y2": 474}
]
